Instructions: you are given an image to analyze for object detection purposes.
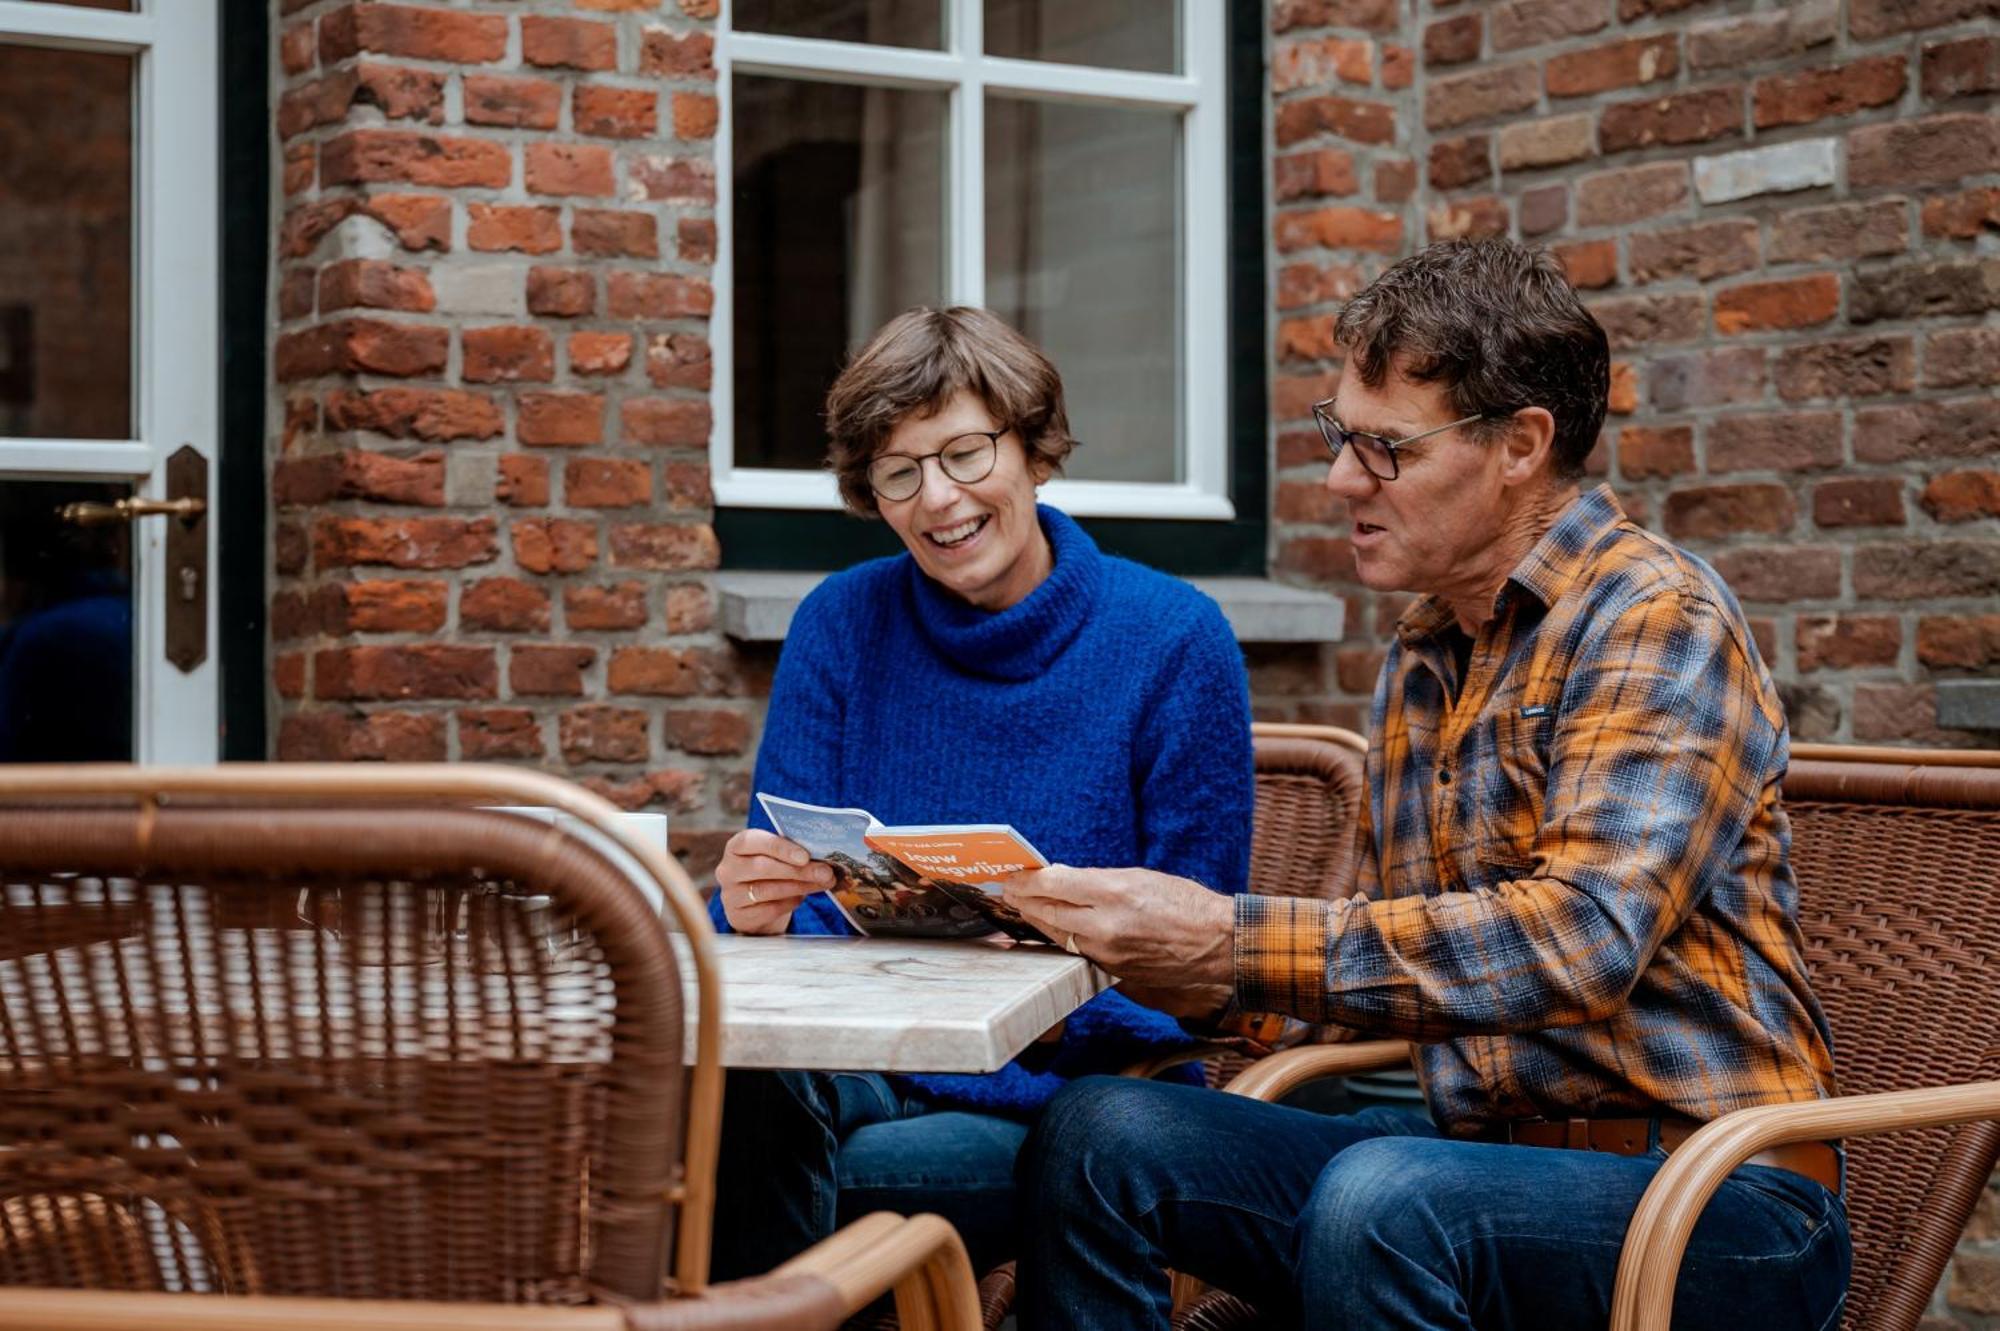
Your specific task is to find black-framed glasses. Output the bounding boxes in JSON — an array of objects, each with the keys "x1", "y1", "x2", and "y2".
[
  {"x1": 1311, "y1": 400, "x2": 1488, "y2": 482},
  {"x1": 867, "y1": 429, "x2": 1004, "y2": 502}
]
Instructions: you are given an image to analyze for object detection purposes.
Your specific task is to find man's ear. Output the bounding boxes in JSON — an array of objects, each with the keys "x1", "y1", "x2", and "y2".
[{"x1": 1498, "y1": 407, "x2": 1558, "y2": 486}]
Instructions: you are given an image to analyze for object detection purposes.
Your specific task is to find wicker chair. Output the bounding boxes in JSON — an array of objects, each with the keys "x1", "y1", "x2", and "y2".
[
  {"x1": 1174, "y1": 748, "x2": 2000, "y2": 1331},
  {"x1": 0, "y1": 765, "x2": 981, "y2": 1331}
]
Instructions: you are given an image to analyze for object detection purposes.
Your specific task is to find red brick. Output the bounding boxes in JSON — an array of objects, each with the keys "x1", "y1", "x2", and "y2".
[
  {"x1": 461, "y1": 577, "x2": 551, "y2": 633},
  {"x1": 279, "y1": 71, "x2": 360, "y2": 138},
  {"x1": 315, "y1": 644, "x2": 496, "y2": 701},
  {"x1": 646, "y1": 333, "x2": 713, "y2": 389},
  {"x1": 1274, "y1": 94, "x2": 1397, "y2": 147},
  {"x1": 664, "y1": 709, "x2": 750, "y2": 757},
  {"x1": 1663, "y1": 483, "x2": 1795, "y2": 539},
  {"x1": 1589, "y1": 292, "x2": 1704, "y2": 350},
  {"x1": 1855, "y1": 398, "x2": 2000, "y2": 463},
  {"x1": 1274, "y1": 35, "x2": 1374, "y2": 90},
  {"x1": 317, "y1": 258, "x2": 435, "y2": 314},
  {"x1": 1274, "y1": 206, "x2": 1403, "y2": 254},
  {"x1": 1428, "y1": 135, "x2": 1491, "y2": 190},
  {"x1": 678, "y1": 217, "x2": 716, "y2": 262},
  {"x1": 527, "y1": 266, "x2": 595, "y2": 318},
  {"x1": 275, "y1": 319, "x2": 449, "y2": 380},
  {"x1": 1277, "y1": 316, "x2": 1339, "y2": 365},
  {"x1": 321, "y1": 130, "x2": 511, "y2": 189},
  {"x1": 280, "y1": 21, "x2": 315, "y2": 74},
  {"x1": 1629, "y1": 220, "x2": 1758, "y2": 284},
  {"x1": 1275, "y1": 481, "x2": 1338, "y2": 524},
  {"x1": 1274, "y1": 536, "x2": 1355, "y2": 585},
  {"x1": 1776, "y1": 337, "x2": 1916, "y2": 402},
  {"x1": 354, "y1": 63, "x2": 445, "y2": 124},
  {"x1": 1923, "y1": 35, "x2": 2000, "y2": 100},
  {"x1": 1489, "y1": 0, "x2": 1609, "y2": 52},
  {"x1": 566, "y1": 582, "x2": 649, "y2": 631},
  {"x1": 277, "y1": 711, "x2": 445, "y2": 763},
  {"x1": 1921, "y1": 470, "x2": 2000, "y2": 523},
  {"x1": 313, "y1": 516, "x2": 497, "y2": 571},
  {"x1": 1755, "y1": 56, "x2": 1907, "y2": 130},
  {"x1": 1925, "y1": 328, "x2": 2000, "y2": 389},
  {"x1": 565, "y1": 457, "x2": 652, "y2": 507},
  {"x1": 1271, "y1": 0, "x2": 1398, "y2": 33},
  {"x1": 1850, "y1": 0, "x2": 1994, "y2": 41},
  {"x1": 1382, "y1": 45, "x2": 1413, "y2": 88},
  {"x1": 514, "y1": 645, "x2": 598, "y2": 698},
  {"x1": 1813, "y1": 477, "x2": 1906, "y2": 528},
  {"x1": 1917, "y1": 615, "x2": 2000, "y2": 671},
  {"x1": 1275, "y1": 148, "x2": 1360, "y2": 201},
  {"x1": 1796, "y1": 616, "x2": 1901, "y2": 671},
  {"x1": 512, "y1": 518, "x2": 599, "y2": 574},
  {"x1": 468, "y1": 204, "x2": 562, "y2": 255},
  {"x1": 497, "y1": 454, "x2": 550, "y2": 507},
  {"x1": 1424, "y1": 64, "x2": 1539, "y2": 130},
  {"x1": 1546, "y1": 35, "x2": 1678, "y2": 99},
  {"x1": 560, "y1": 705, "x2": 649, "y2": 763},
  {"x1": 1520, "y1": 183, "x2": 1567, "y2": 235},
  {"x1": 1854, "y1": 542, "x2": 2000, "y2": 600},
  {"x1": 271, "y1": 585, "x2": 346, "y2": 641},
  {"x1": 1850, "y1": 257, "x2": 2000, "y2": 324},
  {"x1": 282, "y1": 142, "x2": 315, "y2": 197},
  {"x1": 1497, "y1": 114, "x2": 1594, "y2": 171},
  {"x1": 574, "y1": 209, "x2": 660, "y2": 258},
  {"x1": 273, "y1": 653, "x2": 306, "y2": 699},
  {"x1": 277, "y1": 448, "x2": 444, "y2": 507},
  {"x1": 1600, "y1": 86, "x2": 1742, "y2": 153},
  {"x1": 324, "y1": 388, "x2": 501, "y2": 443},
  {"x1": 1554, "y1": 239, "x2": 1617, "y2": 290},
  {"x1": 463, "y1": 74, "x2": 562, "y2": 130},
  {"x1": 673, "y1": 91, "x2": 719, "y2": 140},
  {"x1": 1714, "y1": 274, "x2": 1839, "y2": 335},
  {"x1": 1277, "y1": 262, "x2": 1365, "y2": 312},
  {"x1": 576, "y1": 85, "x2": 657, "y2": 139},
  {"x1": 1425, "y1": 195, "x2": 1510, "y2": 242},
  {"x1": 607, "y1": 647, "x2": 708, "y2": 697},
  {"x1": 571, "y1": 331, "x2": 634, "y2": 376},
  {"x1": 518, "y1": 392, "x2": 606, "y2": 447},
  {"x1": 1608, "y1": 362, "x2": 1638, "y2": 415},
  {"x1": 1769, "y1": 199, "x2": 1907, "y2": 263},
  {"x1": 660, "y1": 462, "x2": 713, "y2": 512},
  {"x1": 1922, "y1": 186, "x2": 2000, "y2": 240},
  {"x1": 1576, "y1": 161, "x2": 1688, "y2": 228},
  {"x1": 665, "y1": 583, "x2": 714, "y2": 634},
  {"x1": 522, "y1": 16, "x2": 617, "y2": 71},
  {"x1": 1273, "y1": 372, "x2": 1340, "y2": 424},
  {"x1": 363, "y1": 195, "x2": 452, "y2": 252},
  {"x1": 1375, "y1": 157, "x2": 1417, "y2": 204},
  {"x1": 1707, "y1": 411, "x2": 1842, "y2": 473},
  {"x1": 607, "y1": 521, "x2": 722, "y2": 572},
  {"x1": 279, "y1": 267, "x2": 316, "y2": 321},
  {"x1": 343, "y1": 579, "x2": 447, "y2": 634},
  {"x1": 622, "y1": 397, "x2": 712, "y2": 447},
  {"x1": 1712, "y1": 546, "x2": 1841, "y2": 602},
  {"x1": 462, "y1": 326, "x2": 555, "y2": 384},
  {"x1": 639, "y1": 28, "x2": 715, "y2": 77},
  {"x1": 457, "y1": 709, "x2": 543, "y2": 760},
  {"x1": 526, "y1": 143, "x2": 616, "y2": 198},
  {"x1": 276, "y1": 523, "x2": 308, "y2": 576},
  {"x1": 323, "y1": 4, "x2": 507, "y2": 63},
  {"x1": 1849, "y1": 113, "x2": 2000, "y2": 189},
  {"x1": 1424, "y1": 14, "x2": 1482, "y2": 65},
  {"x1": 604, "y1": 272, "x2": 714, "y2": 321},
  {"x1": 1686, "y1": 8, "x2": 1837, "y2": 71},
  {"x1": 1617, "y1": 425, "x2": 1693, "y2": 479},
  {"x1": 630, "y1": 154, "x2": 717, "y2": 204}
]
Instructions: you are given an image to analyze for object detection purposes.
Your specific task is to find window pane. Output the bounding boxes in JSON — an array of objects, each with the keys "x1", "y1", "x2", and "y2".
[
  {"x1": 0, "y1": 479, "x2": 133, "y2": 762},
  {"x1": 984, "y1": 0, "x2": 1178, "y2": 73},
  {"x1": 986, "y1": 96, "x2": 1179, "y2": 484},
  {"x1": 732, "y1": 74, "x2": 946, "y2": 472},
  {"x1": 14, "y1": 1, "x2": 136, "y2": 10},
  {"x1": 0, "y1": 43, "x2": 133, "y2": 440},
  {"x1": 733, "y1": 0, "x2": 942, "y2": 50}
]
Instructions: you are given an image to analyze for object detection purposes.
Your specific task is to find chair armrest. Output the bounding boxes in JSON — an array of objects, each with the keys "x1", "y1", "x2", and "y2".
[
  {"x1": 1610, "y1": 1079, "x2": 2000, "y2": 1331},
  {"x1": 774, "y1": 1212, "x2": 982, "y2": 1331},
  {"x1": 1121, "y1": 1044, "x2": 1234, "y2": 1080},
  {"x1": 1220, "y1": 1041, "x2": 1414, "y2": 1102}
]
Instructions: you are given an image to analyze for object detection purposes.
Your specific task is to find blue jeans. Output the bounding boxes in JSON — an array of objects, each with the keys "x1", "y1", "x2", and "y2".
[
  {"x1": 710, "y1": 1068, "x2": 1028, "y2": 1282},
  {"x1": 1017, "y1": 1077, "x2": 1850, "y2": 1331}
]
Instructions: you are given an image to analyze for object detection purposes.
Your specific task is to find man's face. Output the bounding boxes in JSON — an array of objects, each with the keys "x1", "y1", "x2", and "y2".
[{"x1": 1321, "y1": 359, "x2": 1511, "y2": 601}]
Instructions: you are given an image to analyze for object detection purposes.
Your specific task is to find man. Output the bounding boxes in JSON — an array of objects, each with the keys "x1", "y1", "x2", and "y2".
[{"x1": 1002, "y1": 238, "x2": 1850, "y2": 1331}]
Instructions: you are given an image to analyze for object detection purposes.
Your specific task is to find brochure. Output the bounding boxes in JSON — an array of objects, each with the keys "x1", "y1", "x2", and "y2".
[{"x1": 755, "y1": 793, "x2": 1054, "y2": 944}]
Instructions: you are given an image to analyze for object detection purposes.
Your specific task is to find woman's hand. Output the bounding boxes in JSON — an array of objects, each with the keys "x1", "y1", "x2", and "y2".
[{"x1": 716, "y1": 829, "x2": 834, "y2": 935}]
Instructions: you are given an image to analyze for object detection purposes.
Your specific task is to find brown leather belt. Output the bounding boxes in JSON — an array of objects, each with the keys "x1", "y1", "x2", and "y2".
[{"x1": 1491, "y1": 1116, "x2": 1841, "y2": 1193}]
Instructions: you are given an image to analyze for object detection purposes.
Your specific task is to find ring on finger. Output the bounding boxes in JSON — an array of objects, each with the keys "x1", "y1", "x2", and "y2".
[
  {"x1": 744, "y1": 886, "x2": 758, "y2": 906},
  {"x1": 1063, "y1": 932, "x2": 1080, "y2": 955}
]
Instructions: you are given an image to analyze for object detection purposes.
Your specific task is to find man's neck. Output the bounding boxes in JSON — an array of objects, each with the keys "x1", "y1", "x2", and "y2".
[{"x1": 1444, "y1": 481, "x2": 1580, "y2": 635}]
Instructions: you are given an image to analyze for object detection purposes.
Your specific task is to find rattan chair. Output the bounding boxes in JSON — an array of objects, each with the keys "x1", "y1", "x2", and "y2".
[
  {"x1": 1173, "y1": 748, "x2": 2000, "y2": 1331},
  {"x1": 0, "y1": 765, "x2": 981, "y2": 1331}
]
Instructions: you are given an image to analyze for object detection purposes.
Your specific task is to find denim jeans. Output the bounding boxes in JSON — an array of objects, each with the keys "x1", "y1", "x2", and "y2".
[
  {"x1": 710, "y1": 1068, "x2": 1029, "y2": 1283},
  {"x1": 1016, "y1": 1077, "x2": 1850, "y2": 1331}
]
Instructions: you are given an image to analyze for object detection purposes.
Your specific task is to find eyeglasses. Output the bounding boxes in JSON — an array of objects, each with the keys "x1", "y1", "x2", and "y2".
[
  {"x1": 1310, "y1": 401, "x2": 1489, "y2": 482},
  {"x1": 867, "y1": 429, "x2": 1004, "y2": 502}
]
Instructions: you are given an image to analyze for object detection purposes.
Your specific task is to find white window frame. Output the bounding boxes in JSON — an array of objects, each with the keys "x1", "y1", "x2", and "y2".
[
  {"x1": 0, "y1": 0, "x2": 219, "y2": 763},
  {"x1": 712, "y1": 0, "x2": 1232, "y2": 521}
]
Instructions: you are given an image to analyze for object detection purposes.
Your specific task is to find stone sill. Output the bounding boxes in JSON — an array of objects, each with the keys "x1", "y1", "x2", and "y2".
[{"x1": 715, "y1": 572, "x2": 1345, "y2": 645}]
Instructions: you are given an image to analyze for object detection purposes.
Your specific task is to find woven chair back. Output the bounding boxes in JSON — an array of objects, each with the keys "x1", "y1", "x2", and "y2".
[
  {"x1": 1781, "y1": 758, "x2": 2000, "y2": 1331},
  {"x1": 1247, "y1": 729, "x2": 1368, "y2": 905},
  {"x1": 0, "y1": 804, "x2": 685, "y2": 1306}
]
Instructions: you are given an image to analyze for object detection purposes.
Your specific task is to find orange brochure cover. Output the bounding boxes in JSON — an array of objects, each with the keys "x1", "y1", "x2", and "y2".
[{"x1": 756, "y1": 794, "x2": 1053, "y2": 944}]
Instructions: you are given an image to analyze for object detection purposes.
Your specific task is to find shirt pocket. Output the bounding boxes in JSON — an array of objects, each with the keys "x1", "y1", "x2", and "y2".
[{"x1": 1467, "y1": 696, "x2": 1554, "y2": 878}]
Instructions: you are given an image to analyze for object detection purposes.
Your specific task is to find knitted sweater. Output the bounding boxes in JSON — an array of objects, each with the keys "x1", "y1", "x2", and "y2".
[{"x1": 708, "y1": 504, "x2": 1253, "y2": 1117}]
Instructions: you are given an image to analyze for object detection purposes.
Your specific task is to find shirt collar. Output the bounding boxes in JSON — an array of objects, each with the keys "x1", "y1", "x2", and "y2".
[{"x1": 1395, "y1": 484, "x2": 1627, "y2": 647}]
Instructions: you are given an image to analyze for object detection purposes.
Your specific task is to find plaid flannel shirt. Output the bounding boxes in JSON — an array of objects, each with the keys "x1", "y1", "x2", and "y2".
[{"x1": 1235, "y1": 486, "x2": 1836, "y2": 1135}]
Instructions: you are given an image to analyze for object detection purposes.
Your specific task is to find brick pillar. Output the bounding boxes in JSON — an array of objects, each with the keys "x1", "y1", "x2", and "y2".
[{"x1": 268, "y1": 0, "x2": 742, "y2": 875}]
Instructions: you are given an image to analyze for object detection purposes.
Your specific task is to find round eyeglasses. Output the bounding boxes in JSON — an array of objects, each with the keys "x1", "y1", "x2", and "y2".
[
  {"x1": 867, "y1": 430, "x2": 1004, "y2": 502},
  {"x1": 1311, "y1": 400, "x2": 1489, "y2": 482}
]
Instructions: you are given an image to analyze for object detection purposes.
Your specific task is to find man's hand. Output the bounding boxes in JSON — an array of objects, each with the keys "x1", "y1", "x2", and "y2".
[{"x1": 1003, "y1": 865, "x2": 1236, "y2": 991}]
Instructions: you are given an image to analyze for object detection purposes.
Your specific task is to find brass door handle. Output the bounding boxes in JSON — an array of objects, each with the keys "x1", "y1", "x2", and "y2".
[{"x1": 57, "y1": 496, "x2": 208, "y2": 527}]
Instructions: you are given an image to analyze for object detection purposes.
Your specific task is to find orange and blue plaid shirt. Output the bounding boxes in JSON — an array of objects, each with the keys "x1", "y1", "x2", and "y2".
[{"x1": 1235, "y1": 486, "x2": 1837, "y2": 1135}]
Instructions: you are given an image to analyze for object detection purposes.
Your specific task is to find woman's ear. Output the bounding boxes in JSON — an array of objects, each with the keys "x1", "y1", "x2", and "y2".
[{"x1": 1026, "y1": 447, "x2": 1056, "y2": 487}]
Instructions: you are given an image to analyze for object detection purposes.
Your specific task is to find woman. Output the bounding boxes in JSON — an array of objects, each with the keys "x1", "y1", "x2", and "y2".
[{"x1": 708, "y1": 306, "x2": 1252, "y2": 1282}]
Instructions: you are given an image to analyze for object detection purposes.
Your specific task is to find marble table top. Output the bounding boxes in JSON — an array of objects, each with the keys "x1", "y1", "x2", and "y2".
[{"x1": 677, "y1": 933, "x2": 1114, "y2": 1074}]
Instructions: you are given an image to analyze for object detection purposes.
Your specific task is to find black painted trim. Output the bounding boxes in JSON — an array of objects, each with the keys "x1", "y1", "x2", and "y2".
[{"x1": 717, "y1": 5, "x2": 1269, "y2": 576}]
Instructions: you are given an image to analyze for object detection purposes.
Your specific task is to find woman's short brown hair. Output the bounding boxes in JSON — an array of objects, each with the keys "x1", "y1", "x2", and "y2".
[{"x1": 824, "y1": 306, "x2": 1077, "y2": 516}]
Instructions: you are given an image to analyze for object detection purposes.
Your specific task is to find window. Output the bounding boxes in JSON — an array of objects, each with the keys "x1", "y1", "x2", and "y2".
[{"x1": 714, "y1": 0, "x2": 1241, "y2": 539}]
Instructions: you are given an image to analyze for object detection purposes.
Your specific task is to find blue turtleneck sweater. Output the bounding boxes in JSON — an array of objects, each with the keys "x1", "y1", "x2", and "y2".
[{"x1": 709, "y1": 504, "x2": 1254, "y2": 1117}]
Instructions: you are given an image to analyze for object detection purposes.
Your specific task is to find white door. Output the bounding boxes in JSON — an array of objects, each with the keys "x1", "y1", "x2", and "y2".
[{"x1": 0, "y1": 0, "x2": 218, "y2": 763}]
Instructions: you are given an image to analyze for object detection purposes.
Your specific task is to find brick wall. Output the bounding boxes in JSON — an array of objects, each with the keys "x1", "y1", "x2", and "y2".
[
  {"x1": 267, "y1": 0, "x2": 742, "y2": 873},
  {"x1": 1263, "y1": 0, "x2": 2000, "y2": 753}
]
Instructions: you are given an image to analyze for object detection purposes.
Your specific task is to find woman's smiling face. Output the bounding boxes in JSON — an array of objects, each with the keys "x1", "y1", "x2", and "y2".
[{"x1": 874, "y1": 390, "x2": 1054, "y2": 611}]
